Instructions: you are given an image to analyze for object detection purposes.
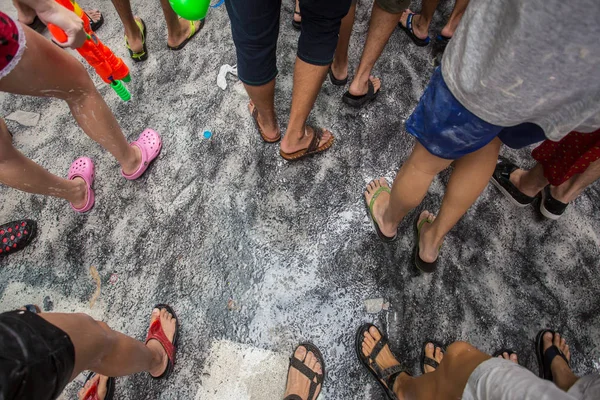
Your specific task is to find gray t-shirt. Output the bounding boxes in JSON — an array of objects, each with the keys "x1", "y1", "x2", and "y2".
[{"x1": 442, "y1": 0, "x2": 600, "y2": 141}]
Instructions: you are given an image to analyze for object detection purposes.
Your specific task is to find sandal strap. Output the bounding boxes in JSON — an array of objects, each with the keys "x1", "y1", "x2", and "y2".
[
  {"x1": 367, "y1": 79, "x2": 374, "y2": 97},
  {"x1": 368, "y1": 335, "x2": 389, "y2": 372},
  {"x1": 369, "y1": 186, "x2": 391, "y2": 214},
  {"x1": 306, "y1": 126, "x2": 323, "y2": 153},
  {"x1": 145, "y1": 319, "x2": 176, "y2": 365},
  {"x1": 423, "y1": 357, "x2": 439, "y2": 369},
  {"x1": 288, "y1": 356, "x2": 323, "y2": 400},
  {"x1": 385, "y1": 367, "x2": 407, "y2": 391},
  {"x1": 543, "y1": 345, "x2": 569, "y2": 371}
]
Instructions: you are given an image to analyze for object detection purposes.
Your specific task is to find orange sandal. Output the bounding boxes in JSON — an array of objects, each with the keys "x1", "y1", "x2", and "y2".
[{"x1": 280, "y1": 126, "x2": 334, "y2": 161}]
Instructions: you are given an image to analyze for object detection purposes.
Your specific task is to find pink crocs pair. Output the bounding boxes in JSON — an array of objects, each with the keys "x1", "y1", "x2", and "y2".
[{"x1": 68, "y1": 129, "x2": 162, "y2": 213}]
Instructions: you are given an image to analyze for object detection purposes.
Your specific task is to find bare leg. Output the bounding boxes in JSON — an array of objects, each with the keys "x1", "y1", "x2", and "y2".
[
  {"x1": 399, "y1": 0, "x2": 439, "y2": 39},
  {"x1": 245, "y1": 80, "x2": 280, "y2": 141},
  {"x1": 347, "y1": 2, "x2": 396, "y2": 97},
  {"x1": 364, "y1": 143, "x2": 453, "y2": 239},
  {"x1": 280, "y1": 58, "x2": 333, "y2": 154},
  {"x1": 440, "y1": 0, "x2": 470, "y2": 38},
  {"x1": 331, "y1": 2, "x2": 357, "y2": 81},
  {"x1": 419, "y1": 138, "x2": 502, "y2": 262},
  {"x1": 0, "y1": 119, "x2": 87, "y2": 206},
  {"x1": 110, "y1": 0, "x2": 144, "y2": 53},
  {"x1": 159, "y1": 0, "x2": 203, "y2": 48},
  {"x1": 0, "y1": 26, "x2": 142, "y2": 175},
  {"x1": 551, "y1": 158, "x2": 600, "y2": 203},
  {"x1": 510, "y1": 163, "x2": 548, "y2": 197},
  {"x1": 41, "y1": 308, "x2": 175, "y2": 379}
]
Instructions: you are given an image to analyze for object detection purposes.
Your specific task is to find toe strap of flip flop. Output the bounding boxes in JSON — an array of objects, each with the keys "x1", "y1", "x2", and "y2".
[
  {"x1": 543, "y1": 345, "x2": 569, "y2": 370},
  {"x1": 423, "y1": 357, "x2": 439, "y2": 369},
  {"x1": 145, "y1": 319, "x2": 177, "y2": 368}
]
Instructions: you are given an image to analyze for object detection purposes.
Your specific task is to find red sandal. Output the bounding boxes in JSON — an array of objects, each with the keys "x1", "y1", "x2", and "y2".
[
  {"x1": 81, "y1": 372, "x2": 115, "y2": 400},
  {"x1": 145, "y1": 304, "x2": 179, "y2": 380}
]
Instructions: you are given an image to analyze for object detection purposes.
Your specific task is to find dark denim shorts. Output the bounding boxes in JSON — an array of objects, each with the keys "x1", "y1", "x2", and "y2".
[
  {"x1": 225, "y1": 0, "x2": 352, "y2": 86},
  {"x1": 406, "y1": 68, "x2": 546, "y2": 159}
]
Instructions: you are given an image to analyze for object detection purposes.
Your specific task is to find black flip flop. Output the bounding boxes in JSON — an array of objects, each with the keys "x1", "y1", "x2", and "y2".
[
  {"x1": 342, "y1": 79, "x2": 379, "y2": 108},
  {"x1": 535, "y1": 329, "x2": 570, "y2": 381},
  {"x1": 492, "y1": 348, "x2": 517, "y2": 359},
  {"x1": 146, "y1": 304, "x2": 179, "y2": 380},
  {"x1": 85, "y1": 11, "x2": 104, "y2": 32},
  {"x1": 168, "y1": 19, "x2": 205, "y2": 51},
  {"x1": 414, "y1": 217, "x2": 438, "y2": 273},
  {"x1": 26, "y1": 16, "x2": 46, "y2": 33},
  {"x1": 0, "y1": 219, "x2": 37, "y2": 256},
  {"x1": 420, "y1": 341, "x2": 445, "y2": 374},
  {"x1": 292, "y1": 11, "x2": 301, "y2": 31},
  {"x1": 82, "y1": 372, "x2": 115, "y2": 400},
  {"x1": 355, "y1": 324, "x2": 410, "y2": 400},
  {"x1": 283, "y1": 343, "x2": 325, "y2": 400},
  {"x1": 328, "y1": 67, "x2": 348, "y2": 86},
  {"x1": 398, "y1": 13, "x2": 430, "y2": 47},
  {"x1": 364, "y1": 183, "x2": 397, "y2": 242}
]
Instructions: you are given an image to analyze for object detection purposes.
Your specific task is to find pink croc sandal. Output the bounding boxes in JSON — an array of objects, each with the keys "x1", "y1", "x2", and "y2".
[
  {"x1": 122, "y1": 128, "x2": 162, "y2": 180},
  {"x1": 68, "y1": 157, "x2": 95, "y2": 213}
]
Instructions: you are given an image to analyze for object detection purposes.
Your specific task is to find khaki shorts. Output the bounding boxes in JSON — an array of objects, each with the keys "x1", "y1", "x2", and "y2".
[{"x1": 375, "y1": 0, "x2": 410, "y2": 14}]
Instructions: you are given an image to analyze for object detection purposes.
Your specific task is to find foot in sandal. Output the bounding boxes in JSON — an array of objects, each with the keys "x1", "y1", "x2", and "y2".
[
  {"x1": 283, "y1": 344, "x2": 325, "y2": 400},
  {"x1": 363, "y1": 178, "x2": 398, "y2": 241},
  {"x1": 422, "y1": 342, "x2": 444, "y2": 373},
  {"x1": 280, "y1": 126, "x2": 334, "y2": 161},
  {"x1": 167, "y1": 19, "x2": 204, "y2": 50},
  {"x1": 146, "y1": 306, "x2": 178, "y2": 379},
  {"x1": 536, "y1": 330, "x2": 578, "y2": 391},
  {"x1": 248, "y1": 101, "x2": 280, "y2": 143},
  {"x1": 78, "y1": 373, "x2": 114, "y2": 400}
]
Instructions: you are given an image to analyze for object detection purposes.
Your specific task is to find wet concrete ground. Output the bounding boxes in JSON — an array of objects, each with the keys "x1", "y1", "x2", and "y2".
[{"x1": 0, "y1": 0, "x2": 599, "y2": 399}]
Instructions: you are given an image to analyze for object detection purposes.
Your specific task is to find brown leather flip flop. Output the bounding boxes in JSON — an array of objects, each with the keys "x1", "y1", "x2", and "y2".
[
  {"x1": 249, "y1": 103, "x2": 281, "y2": 143},
  {"x1": 280, "y1": 126, "x2": 334, "y2": 161}
]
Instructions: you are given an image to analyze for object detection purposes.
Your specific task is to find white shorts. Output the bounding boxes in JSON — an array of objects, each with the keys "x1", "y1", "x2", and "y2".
[{"x1": 462, "y1": 358, "x2": 600, "y2": 400}]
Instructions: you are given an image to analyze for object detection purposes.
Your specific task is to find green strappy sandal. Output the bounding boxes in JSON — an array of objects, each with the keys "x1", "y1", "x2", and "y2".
[
  {"x1": 168, "y1": 19, "x2": 205, "y2": 51},
  {"x1": 125, "y1": 18, "x2": 148, "y2": 62}
]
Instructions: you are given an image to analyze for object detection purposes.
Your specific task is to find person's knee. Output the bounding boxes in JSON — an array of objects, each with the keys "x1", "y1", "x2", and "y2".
[
  {"x1": 61, "y1": 61, "x2": 96, "y2": 101},
  {"x1": 446, "y1": 341, "x2": 478, "y2": 358}
]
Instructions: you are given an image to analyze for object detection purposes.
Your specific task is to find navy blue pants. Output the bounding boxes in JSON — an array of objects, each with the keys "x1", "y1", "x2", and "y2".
[{"x1": 225, "y1": 0, "x2": 352, "y2": 86}]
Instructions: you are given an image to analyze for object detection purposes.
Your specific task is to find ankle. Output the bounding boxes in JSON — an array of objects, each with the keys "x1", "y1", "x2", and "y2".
[
  {"x1": 510, "y1": 169, "x2": 541, "y2": 197},
  {"x1": 67, "y1": 178, "x2": 87, "y2": 205},
  {"x1": 549, "y1": 185, "x2": 575, "y2": 204},
  {"x1": 121, "y1": 145, "x2": 142, "y2": 174},
  {"x1": 392, "y1": 372, "x2": 412, "y2": 398}
]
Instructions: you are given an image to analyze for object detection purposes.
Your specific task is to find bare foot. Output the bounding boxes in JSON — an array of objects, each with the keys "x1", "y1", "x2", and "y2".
[
  {"x1": 125, "y1": 17, "x2": 144, "y2": 54},
  {"x1": 423, "y1": 342, "x2": 444, "y2": 373},
  {"x1": 167, "y1": 19, "x2": 203, "y2": 49},
  {"x1": 280, "y1": 126, "x2": 333, "y2": 154},
  {"x1": 283, "y1": 346, "x2": 323, "y2": 400},
  {"x1": 248, "y1": 101, "x2": 280, "y2": 141},
  {"x1": 364, "y1": 178, "x2": 397, "y2": 238},
  {"x1": 543, "y1": 331, "x2": 578, "y2": 391},
  {"x1": 361, "y1": 326, "x2": 408, "y2": 393},
  {"x1": 147, "y1": 308, "x2": 177, "y2": 378},
  {"x1": 78, "y1": 374, "x2": 108, "y2": 400},
  {"x1": 398, "y1": 10, "x2": 429, "y2": 40},
  {"x1": 348, "y1": 75, "x2": 381, "y2": 97},
  {"x1": 497, "y1": 352, "x2": 518, "y2": 364},
  {"x1": 417, "y1": 210, "x2": 442, "y2": 264}
]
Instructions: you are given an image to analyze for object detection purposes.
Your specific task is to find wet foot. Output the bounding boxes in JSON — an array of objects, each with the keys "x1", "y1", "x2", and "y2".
[
  {"x1": 125, "y1": 17, "x2": 144, "y2": 54},
  {"x1": 543, "y1": 331, "x2": 577, "y2": 391},
  {"x1": 364, "y1": 178, "x2": 397, "y2": 238},
  {"x1": 423, "y1": 342, "x2": 444, "y2": 373},
  {"x1": 497, "y1": 352, "x2": 518, "y2": 364},
  {"x1": 417, "y1": 210, "x2": 442, "y2": 264},
  {"x1": 280, "y1": 126, "x2": 333, "y2": 154},
  {"x1": 147, "y1": 308, "x2": 177, "y2": 378},
  {"x1": 283, "y1": 346, "x2": 323, "y2": 400},
  {"x1": 399, "y1": 10, "x2": 429, "y2": 40},
  {"x1": 78, "y1": 374, "x2": 108, "y2": 400},
  {"x1": 248, "y1": 101, "x2": 280, "y2": 142},
  {"x1": 361, "y1": 326, "x2": 408, "y2": 393},
  {"x1": 348, "y1": 76, "x2": 381, "y2": 97},
  {"x1": 167, "y1": 19, "x2": 203, "y2": 49}
]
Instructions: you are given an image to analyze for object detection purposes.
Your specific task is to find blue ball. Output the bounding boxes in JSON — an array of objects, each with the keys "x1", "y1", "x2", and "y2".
[{"x1": 203, "y1": 130, "x2": 212, "y2": 139}]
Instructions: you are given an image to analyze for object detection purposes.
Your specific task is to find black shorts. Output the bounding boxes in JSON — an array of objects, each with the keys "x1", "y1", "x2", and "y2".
[
  {"x1": 225, "y1": 0, "x2": 353, "y2": 86},
  {"x1": 0, "y1": 310, "x2": 75, "y2": 400}
]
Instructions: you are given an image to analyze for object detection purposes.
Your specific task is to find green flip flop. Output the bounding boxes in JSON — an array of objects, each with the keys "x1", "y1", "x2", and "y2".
[
  {"x1": 414, "y1": 217, "x2": 440, "y2": 273},
  {"x1": 125, "y1": 18, "x2": 148, "y2": 62},
  {"x1": 168, "y1": 19, "x2": 205, "y2": 51},
  {"x1": 364, "y1": 184, "x2": 397, "y2": 242}
]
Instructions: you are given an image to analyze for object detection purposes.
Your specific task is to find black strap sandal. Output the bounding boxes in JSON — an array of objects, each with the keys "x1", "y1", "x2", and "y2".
[
  {"x1": 292, "y1": 11, "x2": 302, "y2": 31},
  {"x1": 283, "y1": 343, "x2": 325, "y2": 400},
  {"x1": 328, "y1": 66, "x2": 348, "y2": 86},
  {"x1": 493, "y1": 348, "x2": 517, "y2": 358},
  {"x1": 398, "y1": 13, "x2": 430, "y2": 47},
  {"x1": 420, "y1": 341, "x2": 445, "y2": 374},
  {"x1": 342, "y1": 79, "x2": 379, "y2": 108},
  {"x1": 0, "y1": 219, "x2": 37, "y2": 256},
  {"x1": 355, "y1": 324, "x2": 409, "y2": 400},
  {"x1": 82, "y1": 372, "x2": 115, "y2": 400},
  {"x1": 536, "y1": 329, "x2": 570, "y2": 381}
]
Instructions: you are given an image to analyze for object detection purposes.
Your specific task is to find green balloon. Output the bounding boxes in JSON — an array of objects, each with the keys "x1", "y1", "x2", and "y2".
[{"x1": 169, "y1": 0, "x2": 210, "y2": 21}]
